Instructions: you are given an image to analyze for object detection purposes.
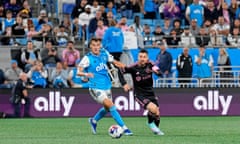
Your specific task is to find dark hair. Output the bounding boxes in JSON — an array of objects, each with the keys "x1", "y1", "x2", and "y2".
[
  {"x1": 89, "y1": 37, "x2": 102, "y2": 46},
  {"x1": 67, "y1": 40, "x2": 74, "y2": 44},
  {"x1": 139, "y1": 49, "x2": 148, "y2": 55}
]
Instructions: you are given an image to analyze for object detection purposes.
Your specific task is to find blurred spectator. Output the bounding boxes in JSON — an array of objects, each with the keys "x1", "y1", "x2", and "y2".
[
  {"x1": 40, "y1": 40, "x2": 61, "y2": 68},
  {"x1": 227, "y1": 27, "x2": 240, "y2": 46},
  {"x1": 163, "y1": 0, "x2": 181, "y2": 19},
  {"x1": 21, "y1": 40, "x2": 41, "y2": 72},
  {"x1": 95, "y1": 19, "x2": 108, "y2": 38},
  {"x1": 35, "y1": 9, "x2": 48, "y2": 31},
  {"x1": 172, "y1": 19, "x2": 183, "y2": 35},
  {"x1": 105, "y1": 1, "x2": 117, "y2": 16},
  {"x1": 105, "y1": 11, "x2": 115, "y2": 26},
  {"x1": 0, "y1": 69, "x2": 12, "y2": 88},
  {"x1": 217, "y1": 47, "x2": 232, "y2": 83},
  {"x1": 38, "y1": 23, "x2": 56, "y2": 45},
  {"x1": 12, "y1": 16, "x2": 26, "y2": 45},
  {"x1": 217, "y1": 1, "x2": 231, "y2": 25},
  {"x1": 123, "y1": 26, "x2": 138, "y2": 49},
  {"x1": 88, "y1": 10, "x2": 104, "y2": 38},
  {"x1": 189, "y1": 19, "x2": 200, "y2": 36},
  {"x1": 152, "y1": 25, "x2": 165, "y2": 43},
  {"x1": 165, "y1": 29, "x2": 180, "y2": 46},
  {"x1": 56, "y1": 25, "x2": 69, "y2": 46},
  {"x1": 4, "y1": 0, "x2": 22, "y2": 17},
  {"x1": 155, "y1": 40, "x2": 173, "y2": 79},
  {"x1": 202, "y1": 19, "x2": 212, "y2": 34},
  {"x1": 229, "y1": 0, "x2": 238, "y2": 20},
  {"x1": 211, "y1": 16, "x2": 230, "y2": 44},
  {"x1": 68, "y1": 60, "x2": 89, "y2": 88},
  {"x1": 118, "y1": 16, "x2": 129, "y2": 32},
  {"x1": 0, "y1": 4, "x2": 6, "y2": 18},
  {"x1": 117, "y1": 0, "x2": 133, "y2": 19},
  {"x1": 62, "y1": 41, "x2": 80, "y2": 67},
  {"x1": 18, "y1": 0, "x2": 32, "y2": 18},
  {"x1": 176, "y1": 47, "x2": 193, "y2": 87},
  {"x1": 204, "y1": 0, "x2": 218, "y2": 24},
  {"x1": 180, "y1": 26, "x2": 196, "y2": 46},
  {"x1": 141, "y1": 0, "x2": 157, "y2": 19},
  {"x1": 131, "y1": 0, "x2": 141, "y2": 13},
  {"x1": 2, "y1": 10, "x2": 15, "y2": 31},
  {"x1": 27, "y1": 24, "x2": 39, "y2": 41},
  {"x1": 5, "y1": 59, "x2": 23, "y2": 84},
  {"x1": 102, "y1": 20, "x2": 124, "y2": 60},
  {"x1": 0, "y1": 26, "x2": 14, "y2": 45},
  {"x1": 50, "y1": 62, "x2": 69, "y2": 88},
  {"x1": 91, "y1": 0, "x2": 100, "y2": 14},
  {"x1": 142, "y1": 24, "x2": 153, "y2": 46},
  {"x1": 71, "y1": 0, "x2": 87, "y2": 19},
  {"x1": 195, "y1": 27, "x2": 210, "y2": 46},
  {"x1": 209, "y1": 28, "x2": 224, "y2": 46},
  {"x1": 194, "y1": 44, "x2": 214, "y2": 79},
  {"x1": 27, "y1": 60, "x2": 48, "y2": 88},
  {"x1": 185, "y1": 0, "x2": 204, "y2": 27},
  {"x1": 231, "y1": 19, "x2": 240, "y2": 32},
  {"x1": 162, "y1": 18, "x2": 172, "y2": 35},
  {"x1": 129, "y1": 15, "x2": 144, "y2": 48}
]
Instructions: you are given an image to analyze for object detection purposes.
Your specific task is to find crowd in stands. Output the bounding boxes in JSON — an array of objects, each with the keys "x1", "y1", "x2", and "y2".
[{"x1": 0, "y1": 0, "x2": 239, "y2": 88}]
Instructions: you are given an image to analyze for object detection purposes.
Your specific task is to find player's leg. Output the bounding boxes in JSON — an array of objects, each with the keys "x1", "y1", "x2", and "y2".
[
  {"x1": 136, "y1": 95, "x2": 164, "y2": 135},
  {"x1": 102, "y1": 90, "x2": 133, "y2": 135},
  {"x1": 88, "y1": 89, "x2": 108, "y2": 134},
  {"x1": 146, "y1": 102, "x2": 164, "y2": 135}
]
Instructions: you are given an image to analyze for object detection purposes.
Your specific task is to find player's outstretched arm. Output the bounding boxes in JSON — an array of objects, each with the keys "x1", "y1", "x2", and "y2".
[
  {"x1": 77, "y1": 67, "x2": 94, "y2": 78},
  {"x1": 113, "y1": 60, "x2": 126, "y2": 69}
]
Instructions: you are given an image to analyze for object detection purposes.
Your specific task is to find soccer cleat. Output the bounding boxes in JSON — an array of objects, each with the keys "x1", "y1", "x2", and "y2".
[
  {"x1": 147, "y1": 122, "x2": 164, "y2": 135},
  {"x1": 88, "y1": 118, "x2": 97, "y2": 134},
  {"x1": 156, "y1": 129, "x2": 165, "y2": 136},
  {"x1": 123, "y1": 129, "x2": 133, "y2": 136}
]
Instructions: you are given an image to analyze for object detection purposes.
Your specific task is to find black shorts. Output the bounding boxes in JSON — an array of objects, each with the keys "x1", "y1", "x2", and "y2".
[{"x1": 135, "y1": 94, "x2": 159, "y2": 109}]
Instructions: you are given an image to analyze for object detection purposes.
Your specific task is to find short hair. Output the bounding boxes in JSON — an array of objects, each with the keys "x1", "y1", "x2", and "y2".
[
  {"x1": 67, "y1": 40, "x2": 74, "y2": 44},
  {"x1": 139, "y1": 49, "x2": 148, "y2": 55}
]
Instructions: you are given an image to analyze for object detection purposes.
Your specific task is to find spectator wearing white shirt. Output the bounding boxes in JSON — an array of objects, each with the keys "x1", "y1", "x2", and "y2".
[
  {"x1": 180, "y1": 26, "x2": 196, "y2": 47},
  {"x1": 227, "y1": 27, "x2": 240, "y2": 46}
]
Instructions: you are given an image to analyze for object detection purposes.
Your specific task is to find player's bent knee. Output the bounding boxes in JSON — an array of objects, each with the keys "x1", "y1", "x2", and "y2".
[{"x1": 103, "y1": 98, "x2": 114, "y2": 109}]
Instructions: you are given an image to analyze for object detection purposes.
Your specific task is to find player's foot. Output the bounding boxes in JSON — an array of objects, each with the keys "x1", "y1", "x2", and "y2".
[
  {"x1": 88, "y1": 118, "x2": 97, "y2": 134},
  {"x1": 156, "y1": 129, "x2": 165, "y2": 136},
  {"x1": 123, "y1": 129, "x2": 133, "y2": 136},
  {"x1": 147, "y1": 122, "x2": 164, "y2": 135}
]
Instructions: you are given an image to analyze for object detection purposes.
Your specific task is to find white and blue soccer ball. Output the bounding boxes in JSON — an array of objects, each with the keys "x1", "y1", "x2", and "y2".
[{"x1": 108, "y1": 125, "x2": 123, "y2": 139}]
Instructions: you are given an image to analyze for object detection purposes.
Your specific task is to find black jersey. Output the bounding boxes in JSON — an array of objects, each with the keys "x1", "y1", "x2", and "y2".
[{"x1": 124, "y1": 62, "x2": 155, "y2": 97}]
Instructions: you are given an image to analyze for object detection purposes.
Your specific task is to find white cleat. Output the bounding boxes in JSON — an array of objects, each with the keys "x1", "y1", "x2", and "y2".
[{"x1": 147, "y1": 122, "x2": 164, "y2": 136}]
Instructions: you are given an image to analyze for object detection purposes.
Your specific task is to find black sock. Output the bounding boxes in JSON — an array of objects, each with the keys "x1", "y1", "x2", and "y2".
[
  {"x1": 154, "y1": 115, "x2": 160, "y2": 127},
  {"x1": 147, "y1": 112, "x2": 155, "y2": 124}
]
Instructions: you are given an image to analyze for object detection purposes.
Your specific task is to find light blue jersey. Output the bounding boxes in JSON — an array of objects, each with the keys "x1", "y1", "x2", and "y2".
[{"x1": 79, "y1": 49, "x2": 113, "y2": 90}]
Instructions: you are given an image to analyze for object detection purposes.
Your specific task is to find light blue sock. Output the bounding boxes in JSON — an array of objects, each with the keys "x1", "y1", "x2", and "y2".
[
  {"x1": 109, "y1": 106, "x2": 125, "y2": 127},
  {"x1": 93, "y1": 107, "x2": 108, "y2": 122}
]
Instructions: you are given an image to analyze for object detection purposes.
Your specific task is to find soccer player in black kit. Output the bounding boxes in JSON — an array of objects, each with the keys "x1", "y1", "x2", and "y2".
[{"x1": 115, "y1": 49, "x2": 164, "y2": 135}]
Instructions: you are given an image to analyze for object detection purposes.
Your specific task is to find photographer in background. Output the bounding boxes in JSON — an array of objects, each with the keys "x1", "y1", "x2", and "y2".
[
  {"x1": 62, "y1": 41, "x2": 80, "y2": 67},
  {"x1": 1, "y1": 72, "x2": 33, "y2": 118}
]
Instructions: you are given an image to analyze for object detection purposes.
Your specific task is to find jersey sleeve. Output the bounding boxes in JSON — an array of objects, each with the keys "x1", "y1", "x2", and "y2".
[
  {"x1": 78, "y1": 56, "x2": 90, "y2": 68},
  {"x1": 105, "y1": 50, "x2": 114, "y2": 62}
]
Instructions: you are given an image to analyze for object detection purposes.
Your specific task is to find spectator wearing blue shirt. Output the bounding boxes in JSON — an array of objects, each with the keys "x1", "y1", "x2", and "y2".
[
  {"x1": 155, "y1": 40, "x2": 173, "y2": 78},
  {"x1": 141, "y1": 0, "x2": 156, "y2": 19}
]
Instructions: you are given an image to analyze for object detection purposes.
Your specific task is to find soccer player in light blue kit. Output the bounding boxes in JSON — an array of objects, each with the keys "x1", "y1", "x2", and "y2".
[{"x1": 77, "y1": 37, "x2": 133, "y2": 136}]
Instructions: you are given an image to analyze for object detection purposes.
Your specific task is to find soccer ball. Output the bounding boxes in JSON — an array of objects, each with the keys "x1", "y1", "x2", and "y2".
[{"x1": 108, "y1": 125, "x2": 123, "y2": 139}]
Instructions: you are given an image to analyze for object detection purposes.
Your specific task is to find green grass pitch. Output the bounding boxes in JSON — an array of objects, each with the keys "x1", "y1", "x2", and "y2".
[{"x1": 0, "y1": 117, "x2": 239, "y2": 144}]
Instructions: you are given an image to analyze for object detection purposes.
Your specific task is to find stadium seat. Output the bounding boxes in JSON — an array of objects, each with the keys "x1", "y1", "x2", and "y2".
[
  {"x1": 133, "y1": 12, "x2": 144, "y2": 19},
  {"x1": 141, "y1": 19, "x2": 153, "y2": 27}
]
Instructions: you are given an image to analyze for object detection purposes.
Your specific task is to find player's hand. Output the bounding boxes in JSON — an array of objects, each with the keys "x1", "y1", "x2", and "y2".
[
  {"x1": 123, "y1": 84, "x2": 131, "y2": 92},
  {"x1": 114, "y1": 61, "x2": 125, "y2": 69},
  {"x1": 85, "y1": 73, "x2": 94, "y2": 78}
]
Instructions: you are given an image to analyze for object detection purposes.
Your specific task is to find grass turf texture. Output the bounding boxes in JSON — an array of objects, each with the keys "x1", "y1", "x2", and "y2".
[{"x1": 0, "y1": 117, "x2": 239, "y2": 144}]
